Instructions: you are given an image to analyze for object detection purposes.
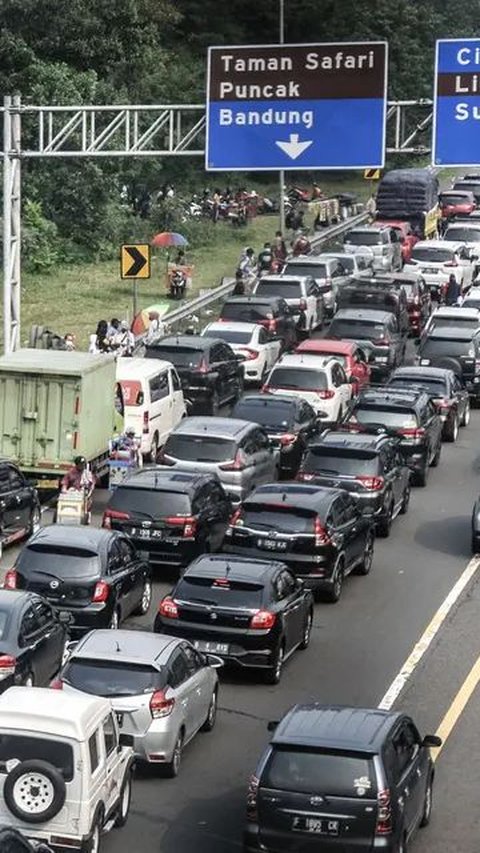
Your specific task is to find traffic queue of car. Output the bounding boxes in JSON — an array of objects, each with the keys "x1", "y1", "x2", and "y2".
[{"x1": 2, "y1": 186, "x2": 480, "y2": 852}]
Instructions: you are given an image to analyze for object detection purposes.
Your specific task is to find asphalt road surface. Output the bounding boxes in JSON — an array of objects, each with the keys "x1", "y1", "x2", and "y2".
[{"x1": 2, "y1": 407, "x2": 480, "y2": 852}]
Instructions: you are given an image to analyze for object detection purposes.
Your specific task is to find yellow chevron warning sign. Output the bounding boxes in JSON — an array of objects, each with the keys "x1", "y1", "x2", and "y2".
[{"x1": 364, "y1": 169, "x2": 381, "y2": 180}]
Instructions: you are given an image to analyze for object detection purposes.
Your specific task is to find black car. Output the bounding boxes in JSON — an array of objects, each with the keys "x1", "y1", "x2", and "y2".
[
  {"x1": 0, "y1": 460, "x2": 41, "y2": 553},
  {"x1": 343, "y1": 387, "x2": 443, "y2": 487},
  {"x1": 144, "y1": 334, "x2": 243, "y2": 415},
  {"x1": 387, "y1": 365, "x2": 471, "y2": 441},
  {"x1": 219, "y1": 296, "x2": 298, "y2": 350},
  {"x1": 231, "y1": 394, "x2": 319, "y2": 478},
  {"x1": 297, "y1": 431, "x2": 411, "y2": 537},
  {"x1": 0, "y1": 590, "x2": 69, "y2": 691},
  {"x1": 0, "y1": 828, "x2": 53, "y2": 852},
  {"x1": 9, "y1": 526, "x2": 152, "y2": 635},
  {"x1": 244, "y1": 704, "x2": 441, "y2": 853},
  {"x1": 102, "y1": 469, "x2": 232, "y2": 570},
  {"x1": 416, "y1": 327, "x2": 480, "y2": 404},
  {"x1": 338, "y1": 276, "x2": 410, "y2": 334},
  {"x1": 223, "y1": 483, "x2": 375, "y2": 602},
  {"x1": 327, "y1": 308, "x2": 406, "y2": 380},
  {"x1": 154, "y1": 553, "x2": 314, "y2": 684}
]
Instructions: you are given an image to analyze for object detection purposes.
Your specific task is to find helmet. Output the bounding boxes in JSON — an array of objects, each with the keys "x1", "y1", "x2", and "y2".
[
  {"x1": 125, "y1": 426, "x2": 136, "y2": 437},
  {"x1": 74, "y1": 455, "x2": 86, "y2": 468}
]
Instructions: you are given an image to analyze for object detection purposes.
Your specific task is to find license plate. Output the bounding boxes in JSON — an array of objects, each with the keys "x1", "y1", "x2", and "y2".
[
  {"x1": 420, "y1": 358, "x2": 430, "y2": 365},
  {"x1": 292, "y1": 817, "x2": 339, "y2": 836},
  {"x1": 257, "y1": 538, "x2": 288, "y2": 551},
  {"x1": 193, "y1": 640, "x2": 229, "y2": 655},
  {"x1": 422, "y1": 267, "x2": 438, "y2": 274},
  {"x1": 115, "y1": 712, "x2": 124, "y2": 728}
]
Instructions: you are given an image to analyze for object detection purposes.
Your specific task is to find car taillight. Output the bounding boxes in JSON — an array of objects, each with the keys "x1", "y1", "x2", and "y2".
[
  {"x1": 280, "y1": 433, "x2": 296, "y2": 446},
  {"x1": 50, "y1": 678, "x2": 64, "y2": 690},
  {"x1": 143, "y1": 411, "x2": 149, "y2": 434},
  {"x1": 296, "y1": 470, "x2": 315, "y2": 481},
  {"x1": 240, "y1": 348, "x2": 259, "y2": 360},
  {"x1": 375, "y1": 788, "x2": 393, "y2": 836},
  {"x1": 250, "y1": 610, "x2": 276, "y2": 629},
  {"x1": 158, "y1": 597, "x2": 179, "y2": 619},
  {"x1": 399, "y1": 427, "x2": 425, "y2": 440},
  {"x1": 102, "y1": 509, "x2": 130, "y2": 529},
  {"x1": 0, "y1": 655, "x2": 16, "y2": 681},
  {"x1": 475, "y1": 360, "x2": 480, "y2": 372},
  {"x1": 92, "y1": 581, "x2": 110, "y2": 603},
  {"x1": 314, "y1": 516, "x2": 331, "y2": 546},
  {"x1": 444, "y1": 260, "x2": 458, "y2": 267},
  {"x1": 299, "y1": 298, "x2": 307, "y2": 310},
  {"x1": 3, "y1": 569, "x2": 17, "y2": 590},
  {"x1": 230, "y1": 508, "x2": 244, "y2": 526},
  {"x1": 246, "y1": 774, "x2": 259, "y2": 822},
  {"x1": 220, "y1": 449, "x2": 247, "y2": 471},
  {"x1": 317, "y1": 389, "x2": 335, "y2": 399},
  {"x1": 165, "y1": 515, "x2": 197, "y2": 538},
  {"x1": 195, "y1": 357, "x2": 209, "y2": 374},
  {"x1": 150, "y1": 689, "x2": 175, "y2": 719},
  {"x1": 356, "y1": 475, "x2": 385, "y2": 491}
]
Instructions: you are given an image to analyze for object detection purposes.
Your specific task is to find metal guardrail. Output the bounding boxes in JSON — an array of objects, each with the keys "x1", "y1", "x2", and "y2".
[{"x1": 145, "y1": 210, "x2": 368, "y2": 339}]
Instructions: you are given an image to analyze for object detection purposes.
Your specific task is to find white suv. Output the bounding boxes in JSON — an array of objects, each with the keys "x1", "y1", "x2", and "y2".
[
  {"x1": 405, "y1": 239, "x2": 473, "y2": 293},
  {"x1": 263, "y1": 354, "x2": 353, "y2": 424},
  {"x1": 0, "y1": 687, "x2": 134, "y2": 852},
  {"x1": 201, "y1": 321, "x2": 281, "y2": 383},
  {"x1": 253, "y1": 275, "x2": 324, "y2": 332}
]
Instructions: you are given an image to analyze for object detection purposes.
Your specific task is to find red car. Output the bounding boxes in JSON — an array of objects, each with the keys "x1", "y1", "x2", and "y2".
[
  {"x1": 295, "y1": 338, "x2": 372, "y2": 393},
  {"x1": 374, "y1": 219, "x2": 419, "y2": 263},
  {"x1": 439, "y1": 190, "x2": 475, "y2": 221}
]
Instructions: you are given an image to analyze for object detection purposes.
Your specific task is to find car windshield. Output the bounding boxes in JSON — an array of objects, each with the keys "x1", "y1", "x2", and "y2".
[
  {"x1": 233, "y1": 399, "x2": 295, "y2": 430},
  {"x1": 64, "y1": 659, "x2": 166, "y2": 697},
  {"x1": 203, "y1": 328, "x2": 252, "y2": 344},
  {"x1": 164, "y1": 435, "x2": 236, "y2": 462},
  {"x1": 410, "y1": 247, "x2": 454, "y2": 263},
  {"x1": 444, "y1": 228, "x2": 480, "y2": 242},
  {"x1": 263, "y1": 748, "x2": 377, "y2": 798},
  {"x1": 429, "y1": 318, "x2": 478, "y2": 331},
  {"x1": 108, "y1": 487, "x2": 191, "y2": 519},
  {"x1": 284, "y1": 263, "x2": 327, "y2": 278},
  {"x1": 175, "y1": 576, "x2": 264, "y2": 608},
  {"x1": 302, "y1": 448, "x2": 380, "y2": 475},
  {"x1": 420, "y1": 338, "x2": 475, "y2": 358},
  {"x1": 351, "y1": 407, "x2": 418, "y2": 429},
  {"x1": 388, "y1": 377, "x2": 447, "y2": 396},
  {"x1": 17, "y1": 545, "x2": 100, "y2": 577},
  {"x1": 240, "y1": 504, "x2": 316, "y2": 533},
  {"x1": 453, "y1": 182, "x2": 480, "y2": 198},
  {"x1": 145, "y1": 346, "x2": 203, "y2": 368},
  {"x1": 344, "y1": 231, "x2": 381, "y2": 246},
  {"x1": 268, "y1": 367, "x2": 327, "y2": 391},
  {"x1": 0, "y1": 734, "x2": 74, "y2": 781},
  {"x1": 256, "y1": 281, "x2": 302, "y2": 299},
  {"x1": 329, "y1": 319, "x2": 385, "y2": 340},
  {"x1": 300, "y1": 349, "x2": 347, "y2": 366},
  {"x1": 221, "y1": 303, "x2": 272, "y2": 321}
]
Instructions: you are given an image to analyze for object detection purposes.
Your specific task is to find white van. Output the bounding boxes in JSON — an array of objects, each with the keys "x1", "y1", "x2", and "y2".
[{"x1": 116, "y1": 358, "x2": 186, "y2": 459}]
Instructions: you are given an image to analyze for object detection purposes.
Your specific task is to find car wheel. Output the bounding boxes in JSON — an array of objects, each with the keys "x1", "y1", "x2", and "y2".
[
  {"x1": 114, "y1": 770, "x2": 132, "y2": 828},
  {"x1": 201, "y1": 689, "x2": 218, "y2": 732},
  {"x1": 28, "y1": 506, "x2": 41, "y2": 537},
  {"x1": 461, "y1": 400, "x2": 471, "y2": 427},
  {"x1": 414, "y1": 460, "x2": 429, "y2": 487},
  {"x1": 419, "y1": 775, "x2": 433, "y2": 827},
  {"x1": 210, "y1": 389, "x2": 220, "y2": 416},
  {"x1": 235, "y1": 376, "x2": 244, "y2": 400},
  {"x1": 355, "y1": 533, "x2": 374, "y2": 576},
  {"x1": 264, "y1": 643, "x2": 284, "y2": 684},
  {"x1": 444, "y1": 412, "x2": 459, "y2": 442},
  {"x1": 472, "y1": 533, "x2": 480, "y2": 554},
  {"x1": 324, "y1": 559, "x2": 345, "y2": 603},
  {"x1": 377, "y1": 497, "x2": 393, "y2": 538},
  {"x1": 299, "y1": 610, "x2": 313, "y2": 649},
  {"x1": 431, "y1": 440, "x2": 441, "y2": 467},
  {"x1": 134, "y1": 578, "x2": 152, "y2": 616},
  {"x1": 109, "y1": 608, "x2": 120, "y2": 630},
  {"x1": 82, "y1": 816, "x2": 102, "y2": 853},
  {"x1": 4, "y1": 760, "x2": 66, "y2": 824},
  {"x1": 163, "y1": 731, "x2": 184, "y2": 778},
  {"x1": 24, "y1": 671, "x2": 34, "y2": 688},
  {"x1": 399, "y1": 481, "x2": 411, "y2": 515},
  {"x1": 397, "y1": 835, "x2": 407, "y2": 853}
]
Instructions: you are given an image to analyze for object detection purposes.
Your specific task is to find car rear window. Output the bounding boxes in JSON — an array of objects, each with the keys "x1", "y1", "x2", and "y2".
[
  {"x1": 444, "y1": 227, "x2": 480, "y2": 242},
  {"x1": 329, "y1": 319, "x2": 385, "y2": 340},
  {"x1": 0, "y1": 734, "x2": 74, "y2": 782},
  {"x1": 240, "y1": 504, "x2": 316, "y2": 533},
  {"x1": 164, "y1": 435, "x2": 236, "y2": 463},
  {"x1": 63, "y1": 659, "x2": 166, "y2": 697},
  {"x1": 430, "y1": 318, "x2": 478, "y2": 330},
  {"x1": 388, "y1": 377, "x2": 447, "y2": 396},
  {"x1": 268, "y1": 367, "x2": 327, "y2": 391},
  {"x1": 410, "y1": 247, "x2": 454, "y2": 263},
  {"x1": 284, "y1": 263, "x2": 327, "y2": 278},
  {"x1": 299, "y1": 350, "x2": 347, "y2": 366},
  {"x1": 256, "y1": 281, "x2": 302, "y2": 299},
  {"x1": 145, "y1": 346, "x2": 203, "y2": 368},
  {"x1": 440, "y1": 193, "x2": 472, "y2": 205},
  {"x1": 203, "y1": 328, "x2": 252, "y2": 344},
  {"x1": 17, "y1": 546, "x2": 100, "y2": 578},
  {"x1": 119, "y1": 380, "x2": 143, "y2": 406},
  {"x1": 233, "y1": 399, "x2": 295, "y2": 430},
  {"x1": 221, "y1": 302, "x2": 272, "y2": 321},
  {"x1": 340, "y1": 289, "x2": 397, "y2": 310},
  {"x1": 344, "y1": 231, "x2": 381, "y2": 246},
  {"x1": 176, "y1": 576, "x2": 264, "y2": 608},
  {"x1": 351, "y1": 407, "x2": 418, "y2": 429},
  {"x1": 263, "y1": 748, "x2": 377, "y2": 798},
  {"x1": 463, "y1": 298, "x2": 480, "y2": 309},
  {"x1": 108, "y1": 487, "x2": 191, "y2": 518},
  {"x1": 302, "y1": 447, "x2": 380, "y2": 476},
  {"x1": 420, "y1": 338, "x2": 475, "y2": 358}
]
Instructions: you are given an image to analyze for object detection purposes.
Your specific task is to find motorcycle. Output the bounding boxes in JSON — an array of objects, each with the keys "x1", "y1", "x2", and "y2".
[{"x1": 169, "y1": 269, "x2": 187, "y2": 299}]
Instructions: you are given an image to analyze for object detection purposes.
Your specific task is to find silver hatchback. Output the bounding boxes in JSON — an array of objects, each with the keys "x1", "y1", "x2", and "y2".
[
  {"x1": 159, "y1": 417, "x2": 278, "y2": 502},
  {"x1": 56, "y1": 630, "x2": 219, "y2": 777}
]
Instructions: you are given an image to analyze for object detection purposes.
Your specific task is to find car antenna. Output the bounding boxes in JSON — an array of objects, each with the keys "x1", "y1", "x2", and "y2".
[
  {"x1": 115, "y1": 641, "x2": 121, "y2": 652},
  {"x1": 282, "y1": 492, "x2": 287, "y2": 502},
  {"x1": 225, "y1": 562, "x2": 231, "y2": 577}
]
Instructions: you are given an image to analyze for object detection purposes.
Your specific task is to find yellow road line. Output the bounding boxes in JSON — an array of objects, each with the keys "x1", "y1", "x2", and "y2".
[{"x1": 433, "y1": 654, "x2": 480, "y2": 763}]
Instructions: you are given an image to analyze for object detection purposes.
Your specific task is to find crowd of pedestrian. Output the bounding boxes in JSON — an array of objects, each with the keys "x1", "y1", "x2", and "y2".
[{"x1": 89, "y1": 318, "x2": 135, "y2": 356}]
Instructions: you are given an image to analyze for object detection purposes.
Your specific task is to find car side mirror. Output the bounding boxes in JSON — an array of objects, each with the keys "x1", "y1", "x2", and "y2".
[
  {"x1": 206, "y1": 654, "x2": 224, "y2": 669},
  {"x1": 422, "y1": 734, "x2": 442, "y2": 748},
  {"x1": 119, "y1": 733, "x2": 134, "y2": 748},
  {"x1": 267, "y1": 720, "x2": 279, "y2": 732}
]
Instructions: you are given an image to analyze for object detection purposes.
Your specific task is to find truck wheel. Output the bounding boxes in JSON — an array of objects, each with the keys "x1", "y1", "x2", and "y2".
[{"x1": 4, "y1": 760, "x2": 66, "y2": 824}]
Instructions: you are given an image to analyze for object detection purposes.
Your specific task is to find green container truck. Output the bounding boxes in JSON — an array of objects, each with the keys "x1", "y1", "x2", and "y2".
[{"x1": 0, "y1": 350, "x2": 122, "y2": 488}]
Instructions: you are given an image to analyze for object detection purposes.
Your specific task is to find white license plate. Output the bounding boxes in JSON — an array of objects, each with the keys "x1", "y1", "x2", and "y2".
[
  {"x1": 422, "y1": 267, "x2": 438, "y2": 274},
  {"x1": 257, "y1": 538, "x2": 288, "y2": 551},
  {"x1": 292, "y1": 817, "x2": 339, "y2": 835},
  {"x1": 420, "y1": 358, "x2": 430, "y2": 365},
  {"x1": 194, "y1": 641, "x2": 229, "y2": 655},
  {"x1": 375, "y1": 356, "x2": 388, "y2": 363}
]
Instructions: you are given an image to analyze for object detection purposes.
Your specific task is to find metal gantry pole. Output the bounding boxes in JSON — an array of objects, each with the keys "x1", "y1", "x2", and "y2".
[
  {"x1": 3, "y1": 94, "x2": 21, "y2": 354},
  {"x1": 278, "y1": 0, "x2": 286, "y2": 236},
  {"x1": 3, "y1": 96, "x2": 12, "y2": 354}
]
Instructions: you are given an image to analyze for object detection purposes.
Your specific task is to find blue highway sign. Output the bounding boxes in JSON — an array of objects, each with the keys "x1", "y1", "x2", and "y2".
[
  {"x1": 433, "y1": 38, "x2": 480, "y2": 166},
  {"x1": 205, "y1": 42, "x2": 388, "y2": 171}
]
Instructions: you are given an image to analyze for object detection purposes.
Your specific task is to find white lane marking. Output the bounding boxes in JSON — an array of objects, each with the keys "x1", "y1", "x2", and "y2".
[{"x1": 378, "y1": 556, "x2": 480, "y2": 710}]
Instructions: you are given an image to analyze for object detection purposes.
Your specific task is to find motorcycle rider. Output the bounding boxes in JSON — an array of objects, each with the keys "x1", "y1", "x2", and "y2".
[
  {"x1": 258, "y1": 242, "x2": 273, "y2": 274},
  {"x1": 109, "y1": 426, "x2": 141, "y2": 466},
  {"x1": 170, "y1": 268, "x2": 187, "y2": 299},
  {"x1": 292, "y1": 232, "x2": 311, "y2": 256}
]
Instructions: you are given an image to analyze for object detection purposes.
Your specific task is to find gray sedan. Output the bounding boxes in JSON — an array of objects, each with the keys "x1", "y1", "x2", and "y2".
[{"x1": 56, "y1": 629, "x2": 220, "y2": 777}]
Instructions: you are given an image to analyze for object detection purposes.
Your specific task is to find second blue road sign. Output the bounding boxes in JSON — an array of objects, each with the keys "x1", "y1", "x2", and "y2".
[
  {"x1": 433, "y1": 38, "x2": 480, "y2": 167},
  {"x1": 205, "y1": 42, "x2": 388, "y2": 171}
]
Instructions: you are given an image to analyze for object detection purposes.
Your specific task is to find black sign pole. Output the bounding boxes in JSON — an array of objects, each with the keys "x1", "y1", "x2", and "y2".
[
  {"x1": 278, "y1": 0, "x2": 286, "y2": 235},
  {"x1": 133, "y1": 280, "x2": 138, "y2": 321}
]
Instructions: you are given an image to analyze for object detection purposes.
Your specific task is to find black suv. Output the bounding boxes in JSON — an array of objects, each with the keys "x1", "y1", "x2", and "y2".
[
  {"x1": 219, "y1": 296, "x2": 298, "y2": 350},
  {"x1": 387, "y1": 365, "x2": 471, "y2": 442},
  {"x1": 231, "y1": 394, "x2": 319, "y2": 478},
  {"x1": 338, "y1": 276, "x2": 410, "y2": 334},
  {"x1": 416, "y1": 327, "x2": 480, "y2": 404},
  {"x1": 144, "y1": 334, "x2": 243, "y2": 415},
  {"x1": 102, "y1": 469, "x2": 232, "y2": 570},
  {"x1": 0, "y1": 460, "x2": 40, "y2": 553},
  {"x1": 297, "y1": 431, "x2": 411, "y2": 537},
  {"x1": 224, "y1": 483, "x2": 375, "y2": 602},
  {"x1": 154, "y1": 554, "x2": 314, "y2": 684},
  {"x1": 244, "y1": 704, "x2": 441, "y2": 853},
  {"x1": 342, "y1": 387, "x2": 443, "y2": 486},
  {"x1": 328, "y1": 309, "x2": 406, "y2": 380}
]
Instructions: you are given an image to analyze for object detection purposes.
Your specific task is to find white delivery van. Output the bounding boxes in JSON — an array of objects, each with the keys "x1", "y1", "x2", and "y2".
[{"x1": 116, "y1": 358, "x2": 186, "y2": 460}]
